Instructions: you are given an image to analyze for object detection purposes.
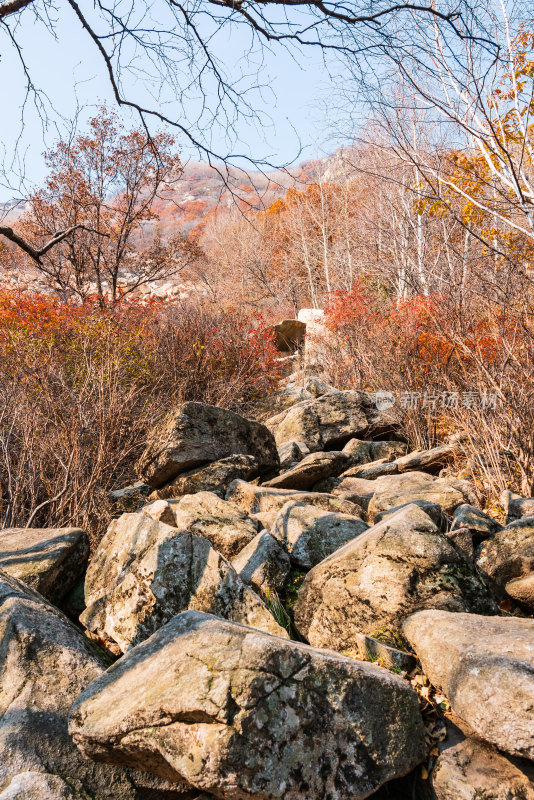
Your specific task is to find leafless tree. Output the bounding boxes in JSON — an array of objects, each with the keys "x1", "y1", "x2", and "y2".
[{"x1": 0, "y1": 0, "x2": 498, "y2": 259}]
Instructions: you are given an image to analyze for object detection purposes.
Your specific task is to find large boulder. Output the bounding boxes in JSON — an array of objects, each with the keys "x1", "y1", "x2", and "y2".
[
  {"x1": 69, "y1": 611, "x2": 426, "y2": 800},
  {"x1": 231, "y1": 531, "x2": 291, "y2": 595},
  {"x1": 263, "y1": 450, "x2": 350, "y2": 490},
  {"x1": 293, "y1": 504, "x2": 497, "y2": 649},
  {"x1": 265, "y1": 390, "x2": 398, "y2": 451},
  {"x1": 506, "y1": 573, "x2": 534, "y2": 610},
  {"x1": 226, "y1": 478, "x2": 364, "y2": 517},
  {"x1": 0, "y1": 527, "x2": 88, "y2": 603},
  {"x1": 476, "y1": 516, "x2": 534, "y2": 587},
  {"x1": 0, "y1": 571, "x2": 179, "y2": 799},
  {"x1": 170, "y1": 491, "x2": 259, "y2": 560},
  {"x1": 80, "y1": 513, "x2": 287, "y2": 652},
  {"x1": 149, "y1": 454, "x2": 259, "y2": 501},
  {"x1": 431, "y1": 737, "x2": 534, "y2": 800},
  {"x1": 272, "y1": 318, "x2": 306, "y2": 352},
  {"x1": 366, "y1": 472, "x2": 474, "y2": 518},
  {"x1": 271, "y1": 500, "x2": 368, "y2": 569},
  {"x1": 403, "y1": 610, "x2": 534, "y2": 759},
  {"x1": 137, "y1": 402, "x2": 279, "y2": 488}
]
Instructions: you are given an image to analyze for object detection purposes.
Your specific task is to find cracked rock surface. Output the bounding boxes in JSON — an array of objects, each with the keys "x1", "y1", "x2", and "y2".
[
  {"x1": 271, "y1": 500, "x2": 368, "y2": 569},
  {"x1": 81, "y1": 513, "x2": 286, "y2": 652},
  {"x1": 403, "y1": 610, "x2": 534, "y2": 759},
  {"x1": 293, "y1": 503, "x2": 498, "y2": 649},
  {"x1": 137, "y1": 402, "x2": 279, "y2": 488},
  {"x1": 0, "y1": 571, "x2": 182, "y2": 799},
  {"x1": 0, "y1": 527, "x2": 88, "y2": 604},
  {"x1": 69, "y1": 610, "x2": 426, "y2": 800}
]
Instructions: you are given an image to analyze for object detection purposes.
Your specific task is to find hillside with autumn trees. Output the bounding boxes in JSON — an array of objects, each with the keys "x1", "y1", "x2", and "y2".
[
  {"x1": 3, "y1": 17, "x2": 534, "y2": 527},
  {"x1": 2, "y1": 1, "x2": 534, "y2": 798}
]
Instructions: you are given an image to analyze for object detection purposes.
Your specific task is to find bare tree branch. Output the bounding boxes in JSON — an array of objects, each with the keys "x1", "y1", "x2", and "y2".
[{"x1": 0, "y1": 224, "x2": 108, "y2": 264}]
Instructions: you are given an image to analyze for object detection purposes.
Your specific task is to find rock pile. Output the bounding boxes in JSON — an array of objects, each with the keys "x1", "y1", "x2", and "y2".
[{"x1": 0, "y1": 378, "x2": 533, "y2": 799}]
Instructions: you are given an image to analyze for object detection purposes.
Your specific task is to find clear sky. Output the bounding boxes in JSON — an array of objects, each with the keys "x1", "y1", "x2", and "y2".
[{"x1": 0, "y1": 7, "x2": 335, "y2": 200}]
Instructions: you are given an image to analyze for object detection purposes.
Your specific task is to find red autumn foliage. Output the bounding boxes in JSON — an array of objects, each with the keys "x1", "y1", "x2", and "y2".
[{"x1": 0, "y1": 291, "x2": 283, "y2": 544}]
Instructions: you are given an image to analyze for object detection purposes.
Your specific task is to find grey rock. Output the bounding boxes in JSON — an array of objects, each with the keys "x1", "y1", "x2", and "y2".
[
  {"x1": 395, "y1": 442, "x2": 459, "y2": 474},
  {"x1": 340, "y1": 459, "x2": 399, "y2": 480},
  {"x1": 264, "y1": 450, "x2": 350, "y2": 490},
  {"x1": 446, "y1": 527, "x2": 474, "y2": 561},
  {"x1": 403, "y1": 610, "x2": 534, "y2": 759},
  {"x1": 137, "y1": 402, "x2": 279, "y2": 488},
  {"x1": 81, "y1": 513, "x2": 287, "y2": 652},
  {"x1": 0, "y1": 571, "x2": 166, "y2": 799},
  {"x1": 351, "y1": 633, "x2": 417, "y2": 673},
  {"x1": 0, "y1": 772, "x2": 79, "y2": 800},
  {"x1": 451, "y1": 504, "x2": 502, "y2": 542},
  {"x1": 149, "y1": 454, "x2": 259, "y2": 501},
  {"x1": 341, "y1": 439, "x2": 408, "y2": 466},
  {"x1": 367, "y1": 472, "x2": 474, "y2": 519},
  {"x1": 476, "y1": 516, "x2": 534, "y2": 586},
  {"x1": 226, "y1": 479, "x2": 365, "y2": 517},
  {"x1": 271, "y1": 500, "x2": 368, "y2": 569},
  {"x1": 232, "y1": 531, "x2": 291, "y2": 594},
  {"x1": 277, "y1": 440, "x2": 309, "y2": 470},
  {"x1": 318, "y1": 476, "x2": 377, "y2": 510},
  {"x1": 0, "y1": 527, "x2": 88, "y2": 603},
  {"x1": 109, "y1": 480, "x2": 151, "y2": 502},
  {"x1": 502, "y1": 491, "x2": 534, "y2": 524},
  {"x1": 265, "y1": 390, "x2": 399, "y2": 451},
  {"x1": 432, "y1": 737, "x2": 534, "y2": 800},
  {"x1": 250, "y1": 510, "x2": 279, "y2": 530},
  {"x1": 69, "y1": 610, "x2": 427, "y2": 800},
  {"x1": 171, "y1": 491, "x2": 259, "y2": 560},
  {"x1": 294, "y1": 504, "x2": 498, "y2": 649},
  {"x1": 141, "y1": 498, "x2": 177, "y2": 525}
]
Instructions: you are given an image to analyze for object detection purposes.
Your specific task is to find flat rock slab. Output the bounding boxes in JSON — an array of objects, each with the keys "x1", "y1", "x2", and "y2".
[
  {"x1": 367, "y1": 472, "x2": 474, "y2": 518},
  {"x1": 137, "y1": 402, "x2": 279, "y2": 488},
  {"x1": 226, "y1": 479, "x2": 364, "y2": 517},
  {"x1": 506, "y1": 572, "x2": 534, "y2": 610},
  {"x1": 0, "y1": 571, "x2": 170, "y2": 799},
  {"x1": 431, "y1": 737, "x2": 534, "y2": 800},
  {"x1": 403, "y1": 610, "x2": 534, "y2": 759},
  {"x1": 149, "y1": 454, "x2": 259, "y2": 501},
  {"x1": 294, "y1": 504, "x2": 497, "y2": 650},
  {"x1": 264, "y1": 450, "x2": 350, "y2": 490},
  {"x1": 81, "y1": 513, "x2": 286, "y2": 652},
  {"x1": 0, "y1": 527, "x2": 88, "y2": 603},
  {"x1": 69, "y1": 610, "x2": 426, "y2": 800},
  {"x1": 271, "y1": 500, "x2": 368, "y2": 569}
]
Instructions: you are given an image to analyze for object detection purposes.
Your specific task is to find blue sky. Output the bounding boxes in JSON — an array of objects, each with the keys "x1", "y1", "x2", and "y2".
[{"x1": 0, "y1": 8, "x2": 334, "y2": 200}]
